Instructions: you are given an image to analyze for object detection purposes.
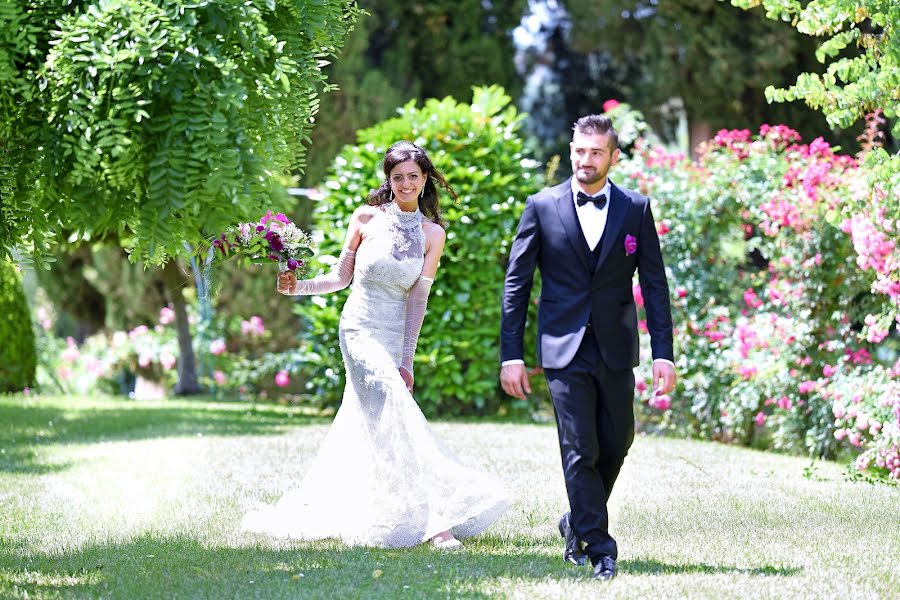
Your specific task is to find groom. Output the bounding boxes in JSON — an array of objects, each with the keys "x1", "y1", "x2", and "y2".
[{"x1": 500, "y1": 114, "x2": 676, "y2": 581}]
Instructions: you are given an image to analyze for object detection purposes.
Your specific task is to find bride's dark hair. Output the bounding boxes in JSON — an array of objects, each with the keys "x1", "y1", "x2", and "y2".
[{"x1": 366, "y1": 141, "x2": 457, "y2": 227}]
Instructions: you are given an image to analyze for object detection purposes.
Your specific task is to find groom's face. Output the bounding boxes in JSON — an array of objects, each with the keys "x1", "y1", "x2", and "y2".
[{"x1": 570, "y1": 130, "x2": 619, "y2": 189}]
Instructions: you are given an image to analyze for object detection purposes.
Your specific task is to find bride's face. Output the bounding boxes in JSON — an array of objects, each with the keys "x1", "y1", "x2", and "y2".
[{"x1": 389, "y1": 160, "x2": 425, "y2": 202}]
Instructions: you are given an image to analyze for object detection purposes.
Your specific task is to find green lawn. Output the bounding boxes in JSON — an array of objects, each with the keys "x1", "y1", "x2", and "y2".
[{"x1": 2, "y1": 395, "x2": 898, "y2": 599}]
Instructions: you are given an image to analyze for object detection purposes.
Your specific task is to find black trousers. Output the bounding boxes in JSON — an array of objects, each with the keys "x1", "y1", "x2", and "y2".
[{"x1": 544, "y1": 326, "x2": 635, "y2": 563}]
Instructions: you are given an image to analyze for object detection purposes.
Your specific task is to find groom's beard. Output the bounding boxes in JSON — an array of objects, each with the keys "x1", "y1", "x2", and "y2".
[{"x1": 575, "y1": 168, "x2": 602, "y2": 185}]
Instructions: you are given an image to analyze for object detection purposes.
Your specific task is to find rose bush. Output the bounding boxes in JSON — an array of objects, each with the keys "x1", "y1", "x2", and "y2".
[{"x1": 611, "y1": 103, "x2": 899, "y2": 481}]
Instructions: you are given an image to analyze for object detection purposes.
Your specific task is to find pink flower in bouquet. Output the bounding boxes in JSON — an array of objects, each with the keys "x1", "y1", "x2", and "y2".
[
  {"x1": 275, "y1": 370, "x2": 290, "y2": 387},
  {"x1": 676, "y1": 286, "x2": 688, "y2": 298},
  {"x1": 602, "y1": 99, "x2": 621, "y2": 112},
  {"x1": 754, "y1": 412, "x2": 767, "y2": 426},
  {"x1": 210, "y1": 339, "x2": 227, "y2": 356},
  {"x1": 624, "y1": 234, "x2": 637, "y2": 255},
  {"x1": 260, "y1": 211, "x2": 291, "y2": 226},
  {"x1": 221, "y1": 212, "x2": 314, "y2": 273},
  {"x1": 823, "y1": 364, "x2": 838, "y2": 378},
  {"x1": 213, "y1": 370, "x2": 227, "y2": 385}
]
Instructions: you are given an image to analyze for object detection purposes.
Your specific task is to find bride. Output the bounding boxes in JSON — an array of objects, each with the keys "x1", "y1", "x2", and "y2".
[{"x1": 241, "y1": 141, "x2": 509, "y2": 549}]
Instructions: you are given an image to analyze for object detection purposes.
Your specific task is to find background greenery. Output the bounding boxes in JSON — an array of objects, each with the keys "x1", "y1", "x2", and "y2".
[
  {"x1": 0, "y1": 0, "x2": 362, "y2": 267},
  {"x1": 295, "y1": 86, "x2": 545, "y2": 415},
  {"x1": 0, "y1": 259, "x2": 35, "y2": 392}
]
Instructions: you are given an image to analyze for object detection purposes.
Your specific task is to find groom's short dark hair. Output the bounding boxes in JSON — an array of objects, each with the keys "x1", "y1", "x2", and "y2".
[{"x1": 573, "y1": 115, "x2": 619, "y2": 150}]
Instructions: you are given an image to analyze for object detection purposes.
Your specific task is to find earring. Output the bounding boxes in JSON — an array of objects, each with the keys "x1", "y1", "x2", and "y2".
[
  {"x1": 390, "y1": 190, "x2": 395, "y2": 202},
  {"x1": 419, "y1": 186, "x2": 425, "y2": 199}
]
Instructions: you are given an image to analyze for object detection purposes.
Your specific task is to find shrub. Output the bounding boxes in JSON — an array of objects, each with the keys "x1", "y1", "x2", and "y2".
[
  {"x1": 293, "y1": 86, "x2": 544, "y2": 415},
  {"x1": 0, "y1": 259, "x2": 36, "y2": 391},
  {"x1": 611, "y1": 103, "x2": 899, "y2": 480}
]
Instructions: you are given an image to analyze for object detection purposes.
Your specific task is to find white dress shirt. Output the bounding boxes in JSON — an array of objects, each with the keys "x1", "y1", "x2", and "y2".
[
  {"x1": 572, "y1": 178, "x2": 610, "y2": 251},
  {"x1": 502, "y1": 178, "x2": 675, "y2": 371}
]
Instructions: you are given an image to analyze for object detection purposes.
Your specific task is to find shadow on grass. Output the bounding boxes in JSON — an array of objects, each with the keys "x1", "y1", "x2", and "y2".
[
  {"x1": 620, "y1": 557, "x2": 800, "y2": 577},
  {"x1": 0, "y1": 534, "x2": 802, "y2": 599},
  {"x1": 0, "y1": 398, "x2": 330, "y2": 475}
]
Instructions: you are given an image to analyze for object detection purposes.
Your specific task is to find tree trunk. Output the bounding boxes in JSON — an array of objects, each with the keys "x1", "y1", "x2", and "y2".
[{"x1": 161, "y1": 259, "x2": 202, "y2": 395}]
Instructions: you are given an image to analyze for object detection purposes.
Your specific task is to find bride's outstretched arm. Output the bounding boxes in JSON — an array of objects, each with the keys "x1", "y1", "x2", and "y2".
[
  {"x1": 278, "y1": 248, "x2": 356, "y2": 295},
  {"x1": 277, "y1": 207, "x2": 366, "y2": 296}
]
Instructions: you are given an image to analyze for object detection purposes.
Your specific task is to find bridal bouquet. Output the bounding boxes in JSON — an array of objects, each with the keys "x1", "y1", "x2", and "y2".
[{"x1": 211, "y1": 211, "x2": 315, "y2": 273}]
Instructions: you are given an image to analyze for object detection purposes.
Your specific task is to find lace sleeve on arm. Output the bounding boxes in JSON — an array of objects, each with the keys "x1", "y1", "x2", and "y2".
[
  {"x1": 289, "y1": 248, "x2": 356, "y2": 295},
  {"x1": 400, "y1": 276, "x2": 433, "y2": 376}
]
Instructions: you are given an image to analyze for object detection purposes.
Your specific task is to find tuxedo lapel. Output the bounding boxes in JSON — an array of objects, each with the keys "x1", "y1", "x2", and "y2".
[
  {"x1": 554, "y1": 180, "x2": 592, "y2": 273},
  {"x1": 594, "y1": 183, "x2": 628, "y2": 273}
]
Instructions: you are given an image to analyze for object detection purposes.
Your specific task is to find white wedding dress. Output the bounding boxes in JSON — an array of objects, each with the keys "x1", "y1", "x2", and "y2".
[{"x1": 241, "y1": 202, "x2": 510, "y2": 547}]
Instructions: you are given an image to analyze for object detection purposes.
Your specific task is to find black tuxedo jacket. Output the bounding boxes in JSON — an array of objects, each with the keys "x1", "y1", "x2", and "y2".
[{"x1": 501, "y1": 178, "x2": 674, "y2": 370}]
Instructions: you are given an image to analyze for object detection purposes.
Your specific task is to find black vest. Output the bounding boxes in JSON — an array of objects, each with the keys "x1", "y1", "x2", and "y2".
[{"x1": 580, "y1": 231, "x2": 604, "y2": 272}]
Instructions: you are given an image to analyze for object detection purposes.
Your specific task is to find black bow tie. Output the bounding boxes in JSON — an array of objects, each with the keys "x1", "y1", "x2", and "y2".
[{"x1": 576, "y1": 191, "x2": 607, "y2": 209}]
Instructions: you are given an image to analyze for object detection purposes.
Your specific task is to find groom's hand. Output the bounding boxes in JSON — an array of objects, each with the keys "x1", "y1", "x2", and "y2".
[
  {"x1": 500, "y1": 364, "x2": 532, "y2": 400},
  {"x1": 652, "y1": 361, "x2": 677, "y2": 396}
]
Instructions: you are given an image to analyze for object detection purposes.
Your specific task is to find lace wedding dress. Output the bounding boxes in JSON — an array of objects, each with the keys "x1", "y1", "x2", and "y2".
[{"x1": 241, "y1": 202, "x2": 510, "y2": 547}]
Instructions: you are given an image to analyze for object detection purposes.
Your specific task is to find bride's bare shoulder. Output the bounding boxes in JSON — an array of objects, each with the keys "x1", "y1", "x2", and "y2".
[{"x1": 351, "y1": 204, "x2": 381, "y2": 225}]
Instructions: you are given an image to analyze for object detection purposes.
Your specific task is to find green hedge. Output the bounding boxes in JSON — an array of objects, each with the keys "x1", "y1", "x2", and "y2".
[
  {"x1": 294, "y1": 86, "x2": 544, "y2": 415},
  {"x1": 0, "y1": 259, "x2": 36, "y2": 391}
]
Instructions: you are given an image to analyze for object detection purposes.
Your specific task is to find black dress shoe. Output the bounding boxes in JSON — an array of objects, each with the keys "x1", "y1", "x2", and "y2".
[
  {"x1": 592, "y1": 556, "x2": 616, "y2": 581},
  {"x1": 557, "y1": 512, "x2": 587, "y2": 566}
]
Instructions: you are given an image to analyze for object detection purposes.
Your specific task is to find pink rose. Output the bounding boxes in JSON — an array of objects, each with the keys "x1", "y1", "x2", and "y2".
[
  {"x1": 624, "y1": 234, "x2": 637, "y2": 255},
  {"x1": 649, "y1": 394, "x2": 671, "y2": 411},
  {"x1": 213, "y1": 370, "x2": 227, "y2": 385},
  {"x1": 209, "y1": 339, "x2": 227, "y2": 356},
  {"x1": 754, "y1": 412, "x2": 767, "y2": 426},
  {"x1": 602, "y1": 99, "x2": 621, "y2": 112},
  {"x1": 274, "y1": 370, "x2": 290, "y2": 387},
  {"x1": 159, "y1": 351, "x2": 177, "y2": 370},
  {"x1": 632, "y1": 284, "x2": 644, "y2": 307},
  {"x1": 159, "y1": 306, "x2": 176, "y2": 325}
]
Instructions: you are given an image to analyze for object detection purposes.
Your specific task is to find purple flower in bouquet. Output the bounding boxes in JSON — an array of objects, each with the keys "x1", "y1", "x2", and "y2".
[
  {"x1": 624, "y1": 234, "x2": 637, "y2": 255},
  {"x1": 215, "y1": 212, "x2": 314, "y2": 274}
]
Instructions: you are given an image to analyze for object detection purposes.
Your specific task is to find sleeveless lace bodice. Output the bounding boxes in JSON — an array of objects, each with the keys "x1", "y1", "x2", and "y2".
[
  {"x1": 241, "y1": 202, "x2": 509, "y2": 548},
  {"x1": 350, "y1": 202, "x2": 425, "y2": 297}
]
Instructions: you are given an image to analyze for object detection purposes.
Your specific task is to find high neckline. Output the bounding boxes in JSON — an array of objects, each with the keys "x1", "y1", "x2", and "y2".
[{"x1": 383, "y1": 201, "x2": 422, "y2": 225}]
